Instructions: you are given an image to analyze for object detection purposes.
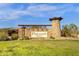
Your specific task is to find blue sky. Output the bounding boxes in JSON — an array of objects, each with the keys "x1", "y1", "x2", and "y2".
[{"x1": 0, "y1": 3, "x2": 79, "y2": 28}]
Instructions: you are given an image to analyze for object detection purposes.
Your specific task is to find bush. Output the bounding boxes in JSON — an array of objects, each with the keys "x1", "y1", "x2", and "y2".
[
  {"x1": 11, "y1": 34, "x2": 18, "y2": 40},
  {"x1": 23, "y1": 36, "x2": 30, "y2": 40},
  {"x1": 0, "y1": 34, "x2": 18, "y2": 41},
  {"x1": 0, "y1": 36, "x2": 8, "y2": 41},
  {"x1": 50, "y1": 36, "x2": 55, "y2": 39},
  {"x1": 0, "y1": 32, "x2": 8, "y2": 41}
]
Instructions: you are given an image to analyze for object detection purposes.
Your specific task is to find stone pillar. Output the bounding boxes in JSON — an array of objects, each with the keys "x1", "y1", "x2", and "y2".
[
  {"x1": 49, "y1": 17, "x2": 63, "y2": 38},
  {"x1": 18, "y1": 26, "x2": 26, "y2": 39},
  {"x1": 25, "y1": 28, "x2": 30, "y2": 38}
]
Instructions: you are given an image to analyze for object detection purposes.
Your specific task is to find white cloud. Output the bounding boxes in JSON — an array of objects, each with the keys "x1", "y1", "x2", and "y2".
[
  {"x1": 10, "y1": 10, "x2": 44, "y2": 18},
  {"x1": 15, "y1": 4, "x2": 58, "y2": 17},
  {"x1": 0, "y1": 3, "x2": 78, "y2": 20},
  {"x1": 27, "y1": 4, "x2": 58, "y2": 11},
  {"x1": 0, "y1": 4, "x2": 71, "y2": 20}
]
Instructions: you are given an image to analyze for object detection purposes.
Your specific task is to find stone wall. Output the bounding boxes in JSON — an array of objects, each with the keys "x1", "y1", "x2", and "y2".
[
  {"x1": 18, "y1": 28, "x2": 52, "y2": 39},
  {"x1": 51, "y1": 20, "x2": 61, "y2": 38}
]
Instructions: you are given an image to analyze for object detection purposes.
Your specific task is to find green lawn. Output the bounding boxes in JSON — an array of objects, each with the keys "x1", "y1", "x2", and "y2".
[{"x1": 0, "y1": 40, "x2": 79, "y2": 56}]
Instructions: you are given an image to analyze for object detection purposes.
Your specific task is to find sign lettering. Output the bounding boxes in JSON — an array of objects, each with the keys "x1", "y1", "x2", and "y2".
[{"x1": 31, "y1": 32, "x2": 47, "y2": 38}]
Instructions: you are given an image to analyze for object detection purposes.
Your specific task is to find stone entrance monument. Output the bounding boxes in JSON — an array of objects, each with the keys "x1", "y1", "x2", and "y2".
[{"x1": 18, "y1": 17, "x2": 63, "y2": 39}]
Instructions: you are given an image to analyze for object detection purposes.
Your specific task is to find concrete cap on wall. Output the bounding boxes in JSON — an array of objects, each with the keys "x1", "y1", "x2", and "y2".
[{"x1": 49, "y1": 17, "x2": 63, "y2": 21}]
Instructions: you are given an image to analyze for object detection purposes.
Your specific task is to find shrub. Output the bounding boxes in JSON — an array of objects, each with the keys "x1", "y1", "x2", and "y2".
[
  {"x1": 11, "y1": 34, "x2": 18, "y2": 40},
  {"x1": 0, "y1": 32, "x2": 8, "y2": 41},
  {"x1": 50, "y1": 36, "x2": 55, "y2": 39},
  {"x1": 0, "y1": 36, "x2": 8, "y2": 41},
  {"x1": 23, "y1": 36, "x2": 30, "y2": 40}
]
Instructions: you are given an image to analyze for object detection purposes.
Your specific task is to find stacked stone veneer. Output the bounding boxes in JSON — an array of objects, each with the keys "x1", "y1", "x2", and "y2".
[{"x1": 52, "y1": 19, "x2": 61, "y2": 37}]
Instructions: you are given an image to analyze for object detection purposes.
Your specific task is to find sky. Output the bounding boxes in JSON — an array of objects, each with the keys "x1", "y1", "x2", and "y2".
[{"x1": 0, "y1": 3, "x2": 79, "y2": 28}]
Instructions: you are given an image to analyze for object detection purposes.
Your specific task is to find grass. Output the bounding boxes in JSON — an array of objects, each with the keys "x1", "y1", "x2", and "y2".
[{"x1": 0, "y1": 40, "x2": 79, "y2": 56}]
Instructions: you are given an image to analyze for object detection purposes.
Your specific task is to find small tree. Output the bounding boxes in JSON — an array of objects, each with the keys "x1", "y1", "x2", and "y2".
[
  {"x1": 69, "y1": 24, "x2": 78, "y2": 37},
  {"x1": 61, "y1": 25, "x2": 71, "y2": 37},
  {"x1": 61, "y1": 23, "x2": 79, "y2": 37}
]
